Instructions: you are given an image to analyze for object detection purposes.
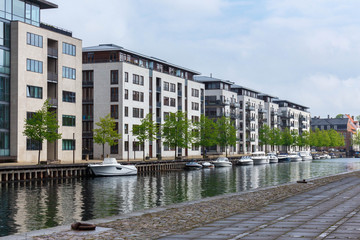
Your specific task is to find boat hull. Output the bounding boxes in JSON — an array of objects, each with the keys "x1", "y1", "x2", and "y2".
[
  {"x1": 269, "y1": 158, "x2": 278, "y2": 164},
  {"x1": 252, "y1": 158, "x2": 269, "y2": 165},
  {"x1": 301, "y1": 156, "x2": 313, "y2": 161},
  {"x1": 238, "y1": 160, "x2": 253, "y2": 165},
  {"x1": 213, "y1": 162, "x2": 232, "y2": 167},
  {"x1": 89, "y1": 164, "x2": 137, "y2": 176}
]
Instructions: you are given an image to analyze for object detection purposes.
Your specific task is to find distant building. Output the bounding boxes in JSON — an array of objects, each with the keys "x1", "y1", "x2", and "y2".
[{"x1": 310, "y1": 115, "x2": 358, "y2": 154}]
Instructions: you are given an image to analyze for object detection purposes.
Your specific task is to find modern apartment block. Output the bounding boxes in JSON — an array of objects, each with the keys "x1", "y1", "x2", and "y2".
[
  {"x1": 0, "y1": 1, "x2": 82, "y2": 163},
  {"x1": 82, "y1": 44, "x2": 204, "y2": 160}
]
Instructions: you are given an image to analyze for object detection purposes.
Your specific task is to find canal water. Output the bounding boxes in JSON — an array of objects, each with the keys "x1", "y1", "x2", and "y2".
[{"x1": 1, "y1": 158, "x2": 360, "y2": 237}]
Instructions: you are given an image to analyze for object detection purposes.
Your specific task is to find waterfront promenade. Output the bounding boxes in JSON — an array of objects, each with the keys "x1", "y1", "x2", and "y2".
[{"x1": 3, "y1": 170, "x2": 360, "y2": 240}]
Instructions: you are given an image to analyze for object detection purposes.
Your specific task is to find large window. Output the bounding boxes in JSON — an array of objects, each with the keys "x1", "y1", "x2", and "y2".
[
  {"x1": 124, "y1": 72, "x2": 128, "y2": 82},
  {"x1": 0, "y1": 22, "x2": 10, "y2": 47},
  {"x1": 62, "y1": 66, "x2": 76, "y2": 80},
  {"x1": 192, "y1": 102, "x2": 199, "y2": 111},
  {"x1": 133, "y1": 108, "x2": 144, "y2": 118},
  {"x1": 111, "y1": 105, "x2": 118, "y2": 119},
  {"x1": 124, "y1": 89, "x2": 128, "y2": 99},
  {"x1": 133, "y1": 74, "x2": 144, "y2": 85},
  {"x1": 163, "y1": 82, "x2": 169, "y2": 91},
  {"x1": 132, "y1": 91, "x2": 144, "y2": 102},
  {"x1": 26, "y1": 85, "x2": 42, "y2": 99},
  {"x1": 62, "y1": 42, "x2": 76, "y2": 56},
  {"x1": 125, "y1": 106, "x2": 128, "y2": 117},
  {"x1": 63, "y1": 115, "x2": 76, "y2": 127},
  {"x1": 26, "y1": 58, "x2": 42, "y2": 73},
  {"x1": 0, "y1": 104, "x2": 9, "y2": 129},
  {"x1": 111, "y1": 88, "x2": 119, "y2": 102},
  {"x1": 0, "y1": 49, "x2": 9, "y2": 74},
  {"x1": 110, "y1": 70, "x2": 118, "y2": 84},
  {"x1": 0, "y1": 132, "x2": 9, "y2": 156},
  {"x1": 27, "y1": 32, "x2": 42, "y2": 48},
  {"x1": 62, "y1": 139, "x2": 75, "y2": 150},
  {"x1": 170, "y1": 83, "x2": 176, "y2": 92},
  {"x1": 0, "y1": 76, "x2": 9, "y2": 102},
  {"x1": 110, "y1": 141, "x2": 118, "y2": 154},
  {"x1": 192, "y1": 88, "x2": 199, "y2": 97},
  {"x1": 63, "y1": 91, "x2": 76, "y2": 103}
]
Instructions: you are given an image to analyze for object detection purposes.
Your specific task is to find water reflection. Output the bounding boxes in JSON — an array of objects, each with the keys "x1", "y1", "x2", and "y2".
[{"x1": 1, "y1": 158, "x2": 360, "y2": 237}]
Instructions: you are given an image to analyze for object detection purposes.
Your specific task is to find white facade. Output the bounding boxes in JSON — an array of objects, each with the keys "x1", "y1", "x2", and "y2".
[
  {"x1": 10, "y1": 21, "x2": 82, "y2": 163},
  {"x1": 83, "y1": 44, "x2": 204, "y2": 160}
]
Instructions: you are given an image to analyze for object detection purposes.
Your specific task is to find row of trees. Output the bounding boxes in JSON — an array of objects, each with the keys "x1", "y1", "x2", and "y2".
[{"x1": 259, "y1": 124, "x2": 345, "y2": 152}]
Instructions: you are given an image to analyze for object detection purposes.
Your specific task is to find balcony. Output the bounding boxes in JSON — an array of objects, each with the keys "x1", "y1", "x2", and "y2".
[
  {"x1": 156, "y1": 117, "x2": 161, "y2": 123},
  {"x1": 48, "y1": 98, "x2": 57, "y2": 108},
  {"x1": 47, "y1": 47, "x2": 58, "y2": 58},
  {"x1": 230, "y1": 102, "x2": 240, "y2": 108},
  {"x1": 82, "y1": 132, "x2": 93, "y2": 138},
  {"x1": 271, "y1": 110, "x2": 278, "y2": 115},
  {"x1": 246, "y1": 138, "x2": 255, "y2": 142},
  {"x1": 82, "y1": 80, "x2": 93, "y2": 87},
  {"x1": 47, "y1": 72, "x2": 58, "y2": 83},
  {"x1": 206, "y1": 100, "x2": 230, "y2": 106},
  {"x1": 156, "y1": 102, "x2": 161, "y2": 108},
  {"x1": 156, "y1": 86, "x2": 161, "y2": 92},
  {"x1": 178, "y1": 90, "x2": 182, "y2": 96},
  {"x1": 178, "y1": 105, "x2": 182, "y2": 111},
  {"x1": 258, "y1": 108, "x2": 267, "y2": 113},
  {"x1": 83, "y1": 115, "x2": 93, "y2": 121},
  {"x1": 82, "y1": 99, "x2": 94, "y2": 104},
  {"x1": 246, "y1": 105, "x2": 255, "y2": 111},
  {"x1": 246, "y1": 116, "x2": 256, "y2": 122},
  {"x1": 251, "y1": 128, "x2": 256, "y2": 132}
]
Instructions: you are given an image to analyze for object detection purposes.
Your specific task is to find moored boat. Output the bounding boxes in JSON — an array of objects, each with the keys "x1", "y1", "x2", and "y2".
[
  {"x1": 88, "y1": 158, "x2": 137, "y2": 176},
  {"x1": 288, "y1": 153, "x2": 302, "y2": 162},
  {"x1": 267, "y1": 152, "x2": 278, "y2": 164},
  {"x1": 277, "y1": 153, "x2": 290, "y2": 162},
  {"x1": 202, "y1": 162, "x2": 214, "y2": 168},
  {"x1": 212, "y1": 157, "x2": 232, "y2": 167},
  {"x1": 185, "y1": 162, "x2": 203, "y2": 170},
  {"x1": 251, "y1": 151, "x2": 269, "y2": 165},
  {"x1": 299, "y1": 151, "x2": 312, "y2": 161},
  {"x1": 237, "y1": 156, "x2": 253, "y2": 165}
]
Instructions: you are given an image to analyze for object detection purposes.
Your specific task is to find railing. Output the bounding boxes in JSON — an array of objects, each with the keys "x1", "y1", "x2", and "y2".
[
  {"x1": 40, "y1": 22, "x2": 72, "y2": 37},
  {"x1": 82, "y1": 132, "x2": 93, "y2": 138},
  {"x1": 178, "y1": 90, "x2": 182, "y2": 96},
  {"x1": 47, "y1": 72, "x2": 58, "y2": 83},
  {"x1": 156, "y1": 117, "x2": 161, "y2": 123},
  {"x1": 206, "y1": 100, "x2": 230, "y2": 106},
  {"x1": 246, "y1": 105, "x2": 255, "y2": 111},
  {"x1": 83, "y1": 115, "x2": 93, "y2": 121},
  {"x1": 48, "y1": 98, "x2": 57, "y2": 107},
  {"x1": 271, "y1": 111, "x2": 278, "y2": 115},
  {"x1": 82, "y1": 81, "x2": 93, "y2": 87},
  {"x1": 156, "y1": 102, "x2": 161, "y2": 108},
  {"x1": 47, "y1": 47, "x2": 58, "y2": 58},
  {"x1": 230, "y1": 102, "x2": 240, "y2": 108},
  {"x1": 156, "y1": 86, "x2": 161, "y2": 92},
  {"x1": 82, "y1": 99, "x2": 94, "y2": 104},
  {"x1": 246, "y1": 138, "x2": 255, "y2": 142},
  {"x1": 246, "y1": 116, "x2": 256, "y2": 122},
  {"x1": 259, "y1": 108, "x2": 267, "y2": 113}
]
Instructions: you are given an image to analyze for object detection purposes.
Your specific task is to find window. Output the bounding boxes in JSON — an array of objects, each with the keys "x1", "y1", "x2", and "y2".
[
  {"x1": 125, "y1": 124, "x2": 128, "y2": 134},
  {"x1": 27, "y1": 112, "x2": 35, "y2": 119},
  {"x1": 26, "y1": 59, "x2": 43, "y2": 73},
  {"x1": 192, "y1": 102, "x2": 199, "y2": 111},
  {"x1": 163, "y1": 82, "x2": 169, "y2": 91},
  {"x1": 27, "y1": 32, "x2": 42, "y2": 48},
  {"x1": 63, "y1": 91, "x2": 76, "y2": 103},
  {"x1": 124, "y1": 72, "x2": 128, "y2": 82},
  {"x1": 110, "y1": 140, "x2": 118, "y2": 154},
  {"x1": 164, "y1": 112, "x2": 170, "y2": 120},
  {"x1": 111, "y1": 105, "x2": 118, "y2": 119},
  {"x1": 124, "y1": 141, "x2": 129, "y2": 151},
  {"x1": 133, "y1": 142, "x2": 143, "y2": 151},
  {"x1": 170, "y1": 83, "x2": 176, "y2": 92},
  {"x1": 63, "y1": 115, "x2": 76, "y2": 126},
  {"x1": 82, "y1": 70, "x2": 93, "y2": 85},
  {"x1": 164, "y1": 96, "x2": 169, "y2": 106},
  {"x1": 124, "y1": 89, "x2": 128, "y2": 99},
  {"x1": 132, "y1": 91, "x2": 144, "y2": 102},
  {"x1": 192, "y1": 88, "x2": 199, "y2": 97},
  {"x1": 27, "y1": 138, "x2": 42, "y2": 150},
  {"x1": 192, "y1": 116, "x2": 199, "y2": 123},
  {"x1": 26, "y1": 85, "x2": 42, "y2": 99},
  {"x1": 62, "y1": 66, "x2": 76, "y2": 79},
  {"x1": 170, "y1": 98, "x2": 176, "y2": 107},
  {"x1": 110, "y1": 70, "x2": 118, "y2": 84},
  {"x1": 62, "y1": 139, "x2": 75, "y2": 150},
  {"x1": 111, "y1": 87, "x2": 119, "y2": 102},
  {"x1": 133, "y1": 74, "x2": 144, "y2": 85},
  {"x1": 62, "y1": 42, "x2": 76, "y2": 56},
  {"x1": 125, "y1": 106, "x2": 128, "y2": 117},
  {"x1": 133, "y1": 108, "x2": 144, "y2": 118}
]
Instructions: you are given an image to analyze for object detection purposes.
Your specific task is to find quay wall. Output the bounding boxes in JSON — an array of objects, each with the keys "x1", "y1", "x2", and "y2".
[{"x1": 0, "y1": 157, "x2": 239, "y2": 183}]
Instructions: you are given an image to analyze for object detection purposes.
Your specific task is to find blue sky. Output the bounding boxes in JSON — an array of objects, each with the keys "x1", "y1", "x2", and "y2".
[{"x1": 43, "y1": 0, "x2": 360, "y2": 118}]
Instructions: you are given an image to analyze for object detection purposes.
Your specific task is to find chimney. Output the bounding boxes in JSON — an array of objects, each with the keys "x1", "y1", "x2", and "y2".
[
  {"x1": 328, "y1": 115, "x2": 329, "y2": 119},
  {"x1": 210, "y1": 73, "x2": 212, "y2": 78}
]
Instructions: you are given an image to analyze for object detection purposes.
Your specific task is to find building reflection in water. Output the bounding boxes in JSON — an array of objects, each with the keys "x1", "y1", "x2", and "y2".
[{"x1": 1, "y1": 159, "x2": 360, "y2": 237}]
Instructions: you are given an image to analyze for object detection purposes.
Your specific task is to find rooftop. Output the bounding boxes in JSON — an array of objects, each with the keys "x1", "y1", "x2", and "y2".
[
  {"x1": 194, "y1": 76, "x2": 234, "y2": 85},
  {"x1": 273, "y1": 99, "x2": 309, "y2": 110},
  {"x1": 83, "y1": 44, "x2": 201, "y2": 75},
  {"x1": 311, "y1": 117, "x2": 349, "y2": 126},
  {"x1": 29, "y1": 0, "x2": 58, "y2": 9},
  {"x1": 231, "y1": 84, "x2": 261, "y2": 94}
]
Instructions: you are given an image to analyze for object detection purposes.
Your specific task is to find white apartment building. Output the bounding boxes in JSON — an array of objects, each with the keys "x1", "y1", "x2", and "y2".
[
  {"x1": 4, "y1": 1, "x2": 82, "y2": 163},
  {"x1": 82, "y1": 44, "x2": 204, "y2": 160},
  {"x1": 194, "y1": 76, "x2": 239, "y2": 155}
]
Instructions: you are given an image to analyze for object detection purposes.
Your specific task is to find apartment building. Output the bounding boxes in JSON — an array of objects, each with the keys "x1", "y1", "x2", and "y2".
[
  {"x1": 82, "y1": 44, "x2": 204, "y2": 160},
  {"x1": 0, "y1": 0, "x2": 82, "y2": 163},
  {"x1": 194, "y1": 76, "x2": 239, "y2": 155}
]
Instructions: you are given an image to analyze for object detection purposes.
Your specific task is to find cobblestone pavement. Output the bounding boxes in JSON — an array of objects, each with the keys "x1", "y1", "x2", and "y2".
[
  {"x1": 4, "y1": 171, "x2": 360, "y2": 240},
  {"x1": 161, "y1": 176, "x2": 360, "y2": 240}
]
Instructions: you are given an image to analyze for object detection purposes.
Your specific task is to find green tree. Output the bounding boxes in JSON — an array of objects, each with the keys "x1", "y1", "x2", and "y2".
[
  {"x1": 192, "y1": 114, "x2": 218, "y2": 158},
  {"x1": 93, "y1": 114, "x2": 122, "y2": 158},
  {"x1": 132, "y1": 113, "x2": 157, "y2": 161},
  {"x1": 335, "y1": 114, "x2": 344, "y2": 118},
  {"x1": 299, "y1": 131, "x2": 310, "y2": 150},
  {"x1": 290, "y1": 130, "x2": 299, "y2": 149},
  {"x1": 162, "y1": 111, "x2": 192, "y2": 159},
  {"x1": 321, "y1": 130, "x2": 331, "y2": 148},
  {"x1": 216, "y1": 116, "x2": 237, "y2": 157},
  {"x1": 258, "y1": 124, "x2": 271, "y2": 153},
  {"x1": 309, "y1": 129, "x2": 318, "y2": 148},
  {"x1": 23, "y1": 100, "x2": 62, "y2": 164},
  {"x1": 281, "y1": 128, "x2": 293, "y2": 153},
  {"x1": 269, "y1": 127, "x2": 281, "y2": 152},
  {"x1": 328, "y1": 129, "x2": 339, "y2": 147},
  {"x1": 356, "y1": 116, "x2": 360, "y2": 122}
]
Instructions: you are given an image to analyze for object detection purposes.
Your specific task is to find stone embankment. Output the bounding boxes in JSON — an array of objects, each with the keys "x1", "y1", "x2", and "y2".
[{"x1": 24, "y1": 170, "x2": 360, "y2": 240}]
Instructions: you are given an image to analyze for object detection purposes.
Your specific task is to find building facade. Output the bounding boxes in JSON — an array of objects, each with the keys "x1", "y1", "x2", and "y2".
[
  {"x1": 1, "y1": 0, "x2": 82, "y2": 163},
  {"x1": 82, "y1": 44, "x2": 204, "y2": 160}
]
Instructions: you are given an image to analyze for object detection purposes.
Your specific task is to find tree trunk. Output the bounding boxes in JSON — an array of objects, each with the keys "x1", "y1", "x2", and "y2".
[
  {"x1": 226, "y1": 146, "x2": 228, "y2": 157},
  {"x1": 102, "y1": 143, "x2": 105, "y2": 159},
  {"x1": 38, "y1": 148, "x2": 41, "y2": 165},
  {"x1": 143, "y1": 142, "x2": 145, "y2": 161},
  {"x1": 175, "y1": 145, "x2": 177, "y2": 160}
]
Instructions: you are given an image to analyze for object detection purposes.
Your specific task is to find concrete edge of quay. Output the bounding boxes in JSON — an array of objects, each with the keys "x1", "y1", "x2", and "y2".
[{"x1": 3, "y1": 169, "x2": 360, "y2": 240}]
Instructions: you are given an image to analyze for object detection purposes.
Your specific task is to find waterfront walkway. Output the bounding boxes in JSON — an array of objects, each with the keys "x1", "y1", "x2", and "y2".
[
  {"x1": 161, "y1": 176, "x2": 360, "y2": 240},
  {"x1": 4, "y1": 171, "x2": 360, "y2": 240}
]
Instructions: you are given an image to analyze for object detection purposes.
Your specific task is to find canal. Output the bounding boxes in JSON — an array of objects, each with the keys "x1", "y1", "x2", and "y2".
[{"x1": 1, "y1": 158, "x2": 360, "y2": 237}]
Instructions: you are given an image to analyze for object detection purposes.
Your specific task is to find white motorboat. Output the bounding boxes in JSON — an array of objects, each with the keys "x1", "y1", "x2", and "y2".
[
  {"x1": 237, "y1": 156, "x2": 253, "y2": 165},
  {"x1": 185, "y1": 161, "x2": 202, "y2": 170},
  {"x1": 251, "y1": 151, "x2": 269, "y2": 165},
  {"x1": 299, "y1": 151, "x2": 312, "y2": 161},
  {"x1": 312, "y1": 154, "x2": 321, "y2": 160},
  {"x1": 277, "y1": 154, "x2": 290, "y2": 162},
  {"x1": 202, "y1": 162, "x2": 215, "y2": 168},
  {"x1": 267, "y1": 152, "x2": 278, "y2": 163},
  {"x1": 88, "y1": 158, "x2": 138, "y2": 176},
  {"x1": 288, "y1": 153, "x2": 302, "y2": 162},
  {"x1": 212, "y1": 157, "x2": 232, "y2": 167}
]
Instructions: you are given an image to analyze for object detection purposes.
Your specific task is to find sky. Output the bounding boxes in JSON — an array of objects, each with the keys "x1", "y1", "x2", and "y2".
[{"x1": 42, "y1": 0, "x2": 360, "y2": 118}]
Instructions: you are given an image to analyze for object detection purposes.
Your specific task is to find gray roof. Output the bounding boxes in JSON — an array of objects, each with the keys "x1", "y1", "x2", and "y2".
[
  {"x1": 311, "y1": 118, "x2": 348, "y2": 126},
  {"x1": 83, "y1": 44, "x2": 201, "y2": 75},
  {"x1": 231, "y1": 84, "x2": 261, "y2": 94},
  {"x1": 258, "y1": 93, "x2": 278, "y2": 99},
  {"x1": 30, "y1": 0, "x2": 58, "y2": 9},
  {"x1": 194, "y1": 76, "x2": 234, "y2": 85},
  {"x1": 273, "y1": 99, "x2": 309, "y2": 110}
]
